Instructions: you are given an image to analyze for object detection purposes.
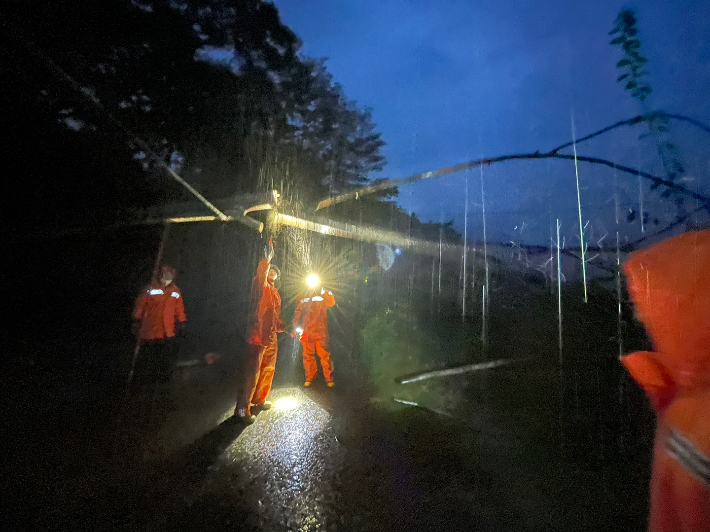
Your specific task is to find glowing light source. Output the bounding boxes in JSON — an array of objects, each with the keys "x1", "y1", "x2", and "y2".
[
  {"x1": 295, "y1": 327, "x2": 303, "y2": 334},
  {"x1": 305, "y1": 273, "x2": 320, "y2": 288},
  {"x1": 274, "y1": 396, "x2": 299, "y2": 411}
]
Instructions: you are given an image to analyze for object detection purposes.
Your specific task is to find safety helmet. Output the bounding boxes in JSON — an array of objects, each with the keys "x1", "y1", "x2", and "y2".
[{"x1": 268, "y1": 264, "x2": 281, "y2": 280}]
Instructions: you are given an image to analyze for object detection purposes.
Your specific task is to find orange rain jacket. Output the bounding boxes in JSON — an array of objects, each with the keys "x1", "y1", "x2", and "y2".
[
  {"x1": 621, "y1": 230, "x2": 710, "y2": 532},
  {"x1": 133, "y1": 281, "x2": 187, "y2": 341},
  {"x1": 247, "y1": 258, "x2": 283, "y2": 346},
  {"x1": 292, "y1": 288, "x2": 335, "y2": 342}
]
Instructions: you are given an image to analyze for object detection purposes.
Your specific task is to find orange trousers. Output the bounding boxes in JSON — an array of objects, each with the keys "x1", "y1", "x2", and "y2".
[
  {"x1": 238, "y1": 331, "x2": 278, "y2": 412},
  {"x1": 301, "y1": 336, "x2": 333, "y2": 383}
]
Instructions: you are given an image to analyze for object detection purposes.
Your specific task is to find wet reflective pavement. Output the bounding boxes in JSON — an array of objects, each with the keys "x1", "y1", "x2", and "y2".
[
  {"x1": 197, "y1": 388, "x2": 348, "y2": 531},
  {"x1": 9, "y1": 366, "x2": 651, "y2": 532}
]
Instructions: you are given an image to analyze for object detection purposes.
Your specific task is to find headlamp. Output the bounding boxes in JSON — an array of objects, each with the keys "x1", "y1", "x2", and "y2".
[{"x1": 305, "y1": 273, "x2": 320, "y2": 288}]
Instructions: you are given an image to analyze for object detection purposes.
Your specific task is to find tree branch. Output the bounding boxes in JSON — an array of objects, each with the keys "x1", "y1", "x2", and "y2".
[
  {"x1": 548, "y1": 115, "x2": 645, "y2": 154},
  {"x1": 549, "y1": 112, "x2": 710, "y2": 154},
  {"x1": 316, "y1": 150, "x2": 710, "y2": 211},
  {"x1": 663, "y1": 113, "x2": 710, "y2": 135},
  {"x1": 315, "y1": 111, "x2": 710, "y2": 211}
]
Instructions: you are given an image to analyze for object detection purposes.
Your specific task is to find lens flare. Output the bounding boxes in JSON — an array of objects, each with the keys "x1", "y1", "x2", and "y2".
[{"x1": 305, "y1": 273, "x2": 320, "y2": 288}]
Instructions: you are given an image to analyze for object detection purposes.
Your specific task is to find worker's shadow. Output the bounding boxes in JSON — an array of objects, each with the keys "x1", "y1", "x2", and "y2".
[{"x1": 153, "y1": 415, "x2": 248, "y2": 502}]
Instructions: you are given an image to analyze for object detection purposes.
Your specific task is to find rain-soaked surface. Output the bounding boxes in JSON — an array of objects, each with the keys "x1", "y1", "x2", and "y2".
[
  {"x1": 6, "y1": 1, "x2": 710, "y2": 530},
  {"x1": 8, "y1": 355, "x2": 652, "y2": 531},
  {"x1": 207, "y1": 388, "x2": 344, "y2": 531}
]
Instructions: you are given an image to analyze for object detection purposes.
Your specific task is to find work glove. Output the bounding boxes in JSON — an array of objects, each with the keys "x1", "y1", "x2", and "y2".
[{"x1": 264, "y1": 238, "x2": 274, "y2": 261}]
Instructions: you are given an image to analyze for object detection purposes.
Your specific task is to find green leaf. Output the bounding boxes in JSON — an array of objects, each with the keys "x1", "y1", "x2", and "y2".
[
  {"x1": 617, "y1": 73, "x2": 629, "y2": 81},
  {"x1": 626, "y1": 80, "x2": 638, "y2": 89},
  {"x1": 616, "y1": 59, "x2": 631, "y2": 67},
  {"x1": 610, "y1": 36, "x2": 625, "y2": 45}
]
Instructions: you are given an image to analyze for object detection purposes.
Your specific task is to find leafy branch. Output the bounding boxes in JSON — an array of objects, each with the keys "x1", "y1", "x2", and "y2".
[
  {"x1": 610, "y1": 10, "x2": 652, "y2": 102},
  {"x1": 610, "y1": 9, "x2": 686, "y2": 203}
]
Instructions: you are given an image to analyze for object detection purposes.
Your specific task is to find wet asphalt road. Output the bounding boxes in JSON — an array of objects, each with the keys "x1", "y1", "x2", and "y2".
[
  {"x1": 184, "y1": 387, "x2": 351, "y2": 531},
  {"x1": 8, "y1": 362, "x2": 651, "y2": 532}
]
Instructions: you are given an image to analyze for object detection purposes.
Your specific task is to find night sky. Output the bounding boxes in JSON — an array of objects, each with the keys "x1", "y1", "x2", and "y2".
[{"x1": 273, "y1": 0, "x2": 710, "y2": 244}]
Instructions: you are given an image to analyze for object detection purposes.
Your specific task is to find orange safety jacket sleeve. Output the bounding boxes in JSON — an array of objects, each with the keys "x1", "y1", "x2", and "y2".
[
  {"x1": 293, "y1": 289, "x2": 335, "y2": 324},
  {"x1": 648, "y1": 394, "x2": 710, "y2": 532},
  {"x1": 622, "y1": 230, "x2": 710, "y2": 397},
  {"x1": 172, "y1": 286, "x2": 187, "y2": 324},
  {"x1": 293, "y1": 289, "x2": 335, "y2": 340},
  {"x1": 621, "y1": 230, "x2": 710, "y2": 532},
  {"x1": 132, "y1": 284, "x2": 186, "y2": 339},
  {"x1": 248, "y1": 259, "x2": 282, "y2": 345},
  {"x1": 133, "y1": 290, "x2": 148, "y2": 321},
  {"x1": 322, "y1": 289, "x2": 335, "y2": 307}
]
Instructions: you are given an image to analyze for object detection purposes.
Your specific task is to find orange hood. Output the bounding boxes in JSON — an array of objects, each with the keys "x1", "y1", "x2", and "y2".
[{"x1": 622, "y1": 230, "x2": 710, "y2": 412}]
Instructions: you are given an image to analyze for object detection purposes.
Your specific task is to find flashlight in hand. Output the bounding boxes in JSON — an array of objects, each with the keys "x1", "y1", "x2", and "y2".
[{"x1": 305, "y1": 273, "x2": 320, "y2": 289}]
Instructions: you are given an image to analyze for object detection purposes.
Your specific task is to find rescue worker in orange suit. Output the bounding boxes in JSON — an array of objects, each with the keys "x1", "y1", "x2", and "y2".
[
  {"x1": 620, "y1": 230, "x2": 710, "y2": 532},
  {"x1": 131, "y1": 265, "x2": 187, "y2": 401},
  {"x1": 235, "y1": 240, "x2": 283, "y2": 423},
  {"x1": 292, "y1": 284, "x2": 336, "y2": 387}
]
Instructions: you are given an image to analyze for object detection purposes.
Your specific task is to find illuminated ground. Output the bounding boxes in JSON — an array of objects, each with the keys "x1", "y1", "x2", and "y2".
[
  {"x1": 189, "y1": 388, "x2": 348, "y2": 531},
  {"x1": 8, "y1": 363, "x2": 650, "y2": 532}
]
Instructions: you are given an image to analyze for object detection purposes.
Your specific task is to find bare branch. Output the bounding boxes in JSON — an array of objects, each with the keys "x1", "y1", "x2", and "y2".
[
  {"x1": 316, "y1": 150, "x2": 710, "y2": 211},
  {"x1": 663, "y1": 113, "x2": 710, "y2": 135},
  {"x1": 549, "y1": 112, "x2": 710, "y2": 154},
  {"x1": 549, "y1": 115, "x2": 645, "y2": 154}
]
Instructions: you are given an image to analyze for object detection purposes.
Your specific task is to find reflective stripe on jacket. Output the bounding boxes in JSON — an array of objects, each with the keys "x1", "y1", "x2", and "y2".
[
  {"x1": 133, "y1": 283, "x2": 187, "y2": 340},
  {"x1": 621, "y1": 230, "x2": 710, "y2": 532},
  {"x1": 292, "y1": 289, "x2": 335, "y2": 341},
  {"x1": 649, "y1": 390, "x2": 710, "y2": 532}
]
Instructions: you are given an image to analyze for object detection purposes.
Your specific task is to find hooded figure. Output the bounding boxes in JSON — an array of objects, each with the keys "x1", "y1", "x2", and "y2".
[
  {"x1": 235, "y1": 241, "x2": 283, "y2": 423},
  {"x1": 621, "y1": 230, "x2": 710, "y2": 532},
  {"x1": 131, "y1": 264, "x2": 187, "y2": 398},
  {"x1": 292, "y1": 286, "x2": 336, "y2": 387}
]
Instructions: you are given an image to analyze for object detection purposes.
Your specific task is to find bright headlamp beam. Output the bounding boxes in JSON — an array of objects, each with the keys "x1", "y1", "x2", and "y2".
[
  {"x1": 274, "y1": 213, "x2": 471, "y2": 259},
  {"x1": 305, "y1": 273, "x2": 320, "y2": 288}
]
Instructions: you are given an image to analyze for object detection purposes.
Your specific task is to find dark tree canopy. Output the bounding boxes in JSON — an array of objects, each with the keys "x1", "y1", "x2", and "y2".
[{"x1": 2, "y1": 0, "x2": 388, "y2": 235}]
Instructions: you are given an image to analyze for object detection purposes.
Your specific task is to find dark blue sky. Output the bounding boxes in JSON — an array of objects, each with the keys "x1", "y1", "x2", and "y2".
[{"x1": 273, "y1": 0, "x2": 710, "y2": 244}]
